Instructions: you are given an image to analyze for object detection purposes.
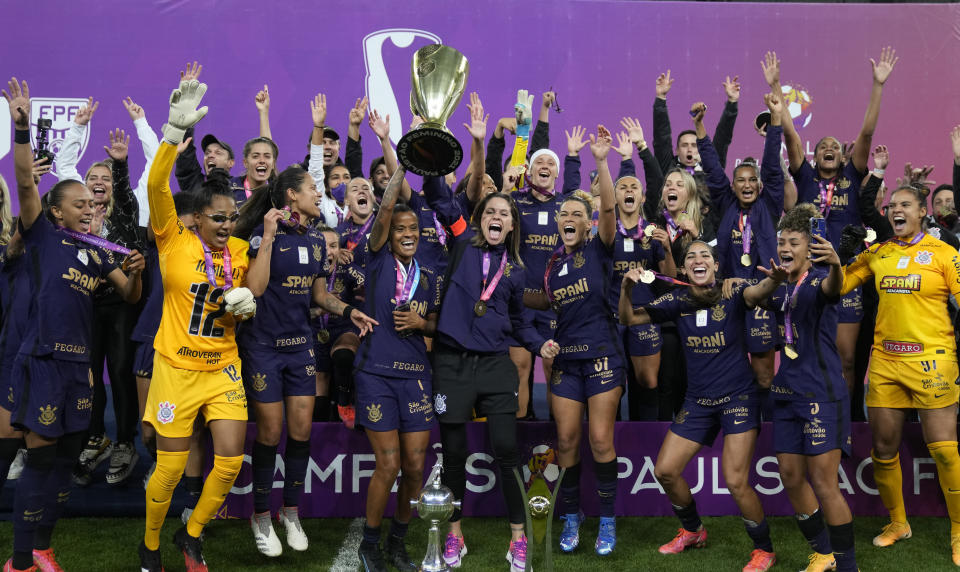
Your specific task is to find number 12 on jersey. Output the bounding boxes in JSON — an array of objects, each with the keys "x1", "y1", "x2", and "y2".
[{"x1": 188, "y1": 282, "x2": 226, "y2": 337}]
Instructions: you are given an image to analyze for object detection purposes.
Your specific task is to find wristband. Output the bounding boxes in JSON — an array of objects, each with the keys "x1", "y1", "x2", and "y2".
[
  {"x1": 343, "y1": 305, "x2": 355, "y2": 320},
  {"x1": 14, "y1": 130, "x2": 30, "y2": 144},
  {"x1": 872, "y1": 168, "x2": 885, "y2": 176}
]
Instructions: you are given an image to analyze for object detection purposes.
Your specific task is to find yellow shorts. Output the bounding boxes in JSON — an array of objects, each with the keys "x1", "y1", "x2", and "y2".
[
  {"x1": 143, "y1": 355, "x2": 247, "y2": 438},
  {"x1": 866, "y1": 356, "x2": 960, "y2": 409}
]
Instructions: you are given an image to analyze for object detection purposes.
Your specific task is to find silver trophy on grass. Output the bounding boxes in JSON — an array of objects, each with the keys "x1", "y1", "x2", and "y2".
[{"x1": 411, "y1": 460, "x2": 460, "y2": 571}]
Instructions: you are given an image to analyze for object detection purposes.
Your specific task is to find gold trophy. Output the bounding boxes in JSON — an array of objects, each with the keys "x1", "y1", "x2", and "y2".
[
  {"x1": 397, "y1": 44, "x2": 470, "y2": 177},
  {"x1": 513, "y1": 448, "x2": 565, "y2": 572}
]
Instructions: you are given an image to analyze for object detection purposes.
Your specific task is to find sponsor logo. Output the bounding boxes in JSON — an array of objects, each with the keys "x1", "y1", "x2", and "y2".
[
  {"x1": 157, "y1": 401, "x2": 176, "y2": 424},
  {"x1": 811, "y1": 440, "x2": 826, "y2": 446},
  {"x1": 366, "y1": 403, "x2": 383, "y2": 423},
  {"x1": 38, "y1": 405, "x2": 57, "y2": 426},
  {"x1": 76, "y1": 397, "x2": 92, "y2": 411},
  {"x1": 882, "y1": 340, "x2": 923, "y2": 354},
  {"x1": 30, "y1": 98, "x2": 92, "y2": 176},
  {"x1": 878, "y1": 274, "x2": 921, "y2": 293}
]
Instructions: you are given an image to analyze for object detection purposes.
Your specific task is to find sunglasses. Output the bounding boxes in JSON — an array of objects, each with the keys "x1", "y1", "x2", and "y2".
[{"x1": 202, "y1": 212, "x2": 240, "y2": 224}]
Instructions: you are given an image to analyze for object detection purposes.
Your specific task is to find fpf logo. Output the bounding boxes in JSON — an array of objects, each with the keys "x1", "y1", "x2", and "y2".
[
  {"x1": 30, "y1": 98, "x2": 91, "y2": 177},
  {"x1": 781, "y1": 84, "x2": 813, "y2": 130}
]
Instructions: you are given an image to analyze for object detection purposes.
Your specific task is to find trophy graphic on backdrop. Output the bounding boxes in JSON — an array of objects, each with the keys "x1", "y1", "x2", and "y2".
[
  {"x1": 410, "y1": 460, "x2": 460, "y2": 572},
  {"x1": 513, "y1": 447, "x2": 565, "y2": 572},
  {"x1": 397, "y1": 44, "x2": 470, "y2": 177}
]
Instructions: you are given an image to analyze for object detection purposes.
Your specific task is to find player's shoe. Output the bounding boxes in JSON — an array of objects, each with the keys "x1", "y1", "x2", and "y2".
[
  {"x1": 358, "y1": 541, "x2": 387, "y2": 572},
  {"x1": 173, "y1": 526, "x2": 207, "y2": 572},
  {"x1": 106, "y1": 441, "x2": 139, "y2": 485},
  {"x1": 505, "y1": 535, "x2": 528, "y2": 572},
  {"x1": 3, "y1": 559, "x2": 37, "y2": 571},
  {"x1": 7, "y1": 448, "x2": 26, "y2": 480},
  {"x1": 278, "y1": 506, "x2": 308, "y2": 552},
  {"x1": 872, "y1": 521, "x2": 911, "y2": 547},
  {"x1": 338, "y1": 405, "x2": 356, "y2": 430},
  {"x1": 29, "y1": 550, "x2": 63, "y2": 572},
  {"x1": 385, "y1": 534, "x2": 417, "y2": 571},
  {"x1": 558, "y1": 511, "x2": 584, "y2": 553},
  {"x1": 743, "y1": 548, "x2": 776, "y2": 571},
  {"x1": 595, "y1": 517, "x2": 616, "y2": 556},
  {"x1": 138, "y1": 541, "x2": 163, "y2": 572},
  {"x1": 443, "y1": 533, "x2": 467, "y2": 567},
  {"x1": 73, "y1": 435, "x2": 113, "y2": 485},
  {"x1": 800, "y1": 552, "x2": 836, "y2": 572},
  {"x1": 658, "y1": 527, "x2": 707, "y2": 554},
  {"x1": 951, "y1": 533, "x2": 960, "y2": 566},
  {"x1": 250, "y1": 511, "x2": 282, "y2": 557}
]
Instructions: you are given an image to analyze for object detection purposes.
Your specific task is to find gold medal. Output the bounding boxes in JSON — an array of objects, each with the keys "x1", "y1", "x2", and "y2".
[
  {"x1": 644, "y1": 224, "x2": 656, "y2": 238},
  {"x1": 474, "y1": 300, "x2": 487, "y2": 317},
  {"x1": 280, "y1": 209, "x2": 292, "y2": 222},
  {"x1": 741, "y1": 253, "x2": 751, "y2": 266},
  {"x1": 865, "y1": 228, "x2": 876, "y2": 243},
  {"x1": 639, "y1": 270, "x2": 656, "y2": 284},
  {"x1": 316, "y1": 329, "x2": 330, "y2": 344},
  {"x1": 784, "y1": 344, "x2": 798, "y2": 360}
]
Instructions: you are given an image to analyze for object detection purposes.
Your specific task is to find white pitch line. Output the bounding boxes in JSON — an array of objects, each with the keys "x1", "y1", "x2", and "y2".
[{"x1": 330, "y1": 517, "x2": 363, "y2": 571}]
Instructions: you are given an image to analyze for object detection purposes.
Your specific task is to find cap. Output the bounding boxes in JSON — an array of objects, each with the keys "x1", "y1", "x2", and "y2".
[
  {"x1": 323, "y1": 127, "x2": 340, "y2": 141},
  {"x1": 200, "y1": 134, "x2": 235, "y2": 159}
]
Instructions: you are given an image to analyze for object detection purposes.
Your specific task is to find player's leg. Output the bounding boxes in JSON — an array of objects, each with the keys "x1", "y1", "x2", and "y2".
[{"x1": 722, "y1": 429, "x2": 775, "y2": 571}]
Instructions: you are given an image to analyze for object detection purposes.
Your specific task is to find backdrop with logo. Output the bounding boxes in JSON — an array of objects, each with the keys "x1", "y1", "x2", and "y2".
[
  {"x1": 218, "y1": 421, "x2": 947, "y2": 518},
  {"x1": 2, "y1": 2, "x2": 960, "y2": 204}
]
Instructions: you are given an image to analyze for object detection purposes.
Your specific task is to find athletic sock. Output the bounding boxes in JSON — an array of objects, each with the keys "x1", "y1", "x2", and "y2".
[
  {"x1": 390, "y1": 518, "x2": 409, "y2": 540},
  {"x1": 672, "y1": 500, "x2": 702, "y2": 533},
  {"x1": 186, "y1": 454, "x2": 243, "y2": 538},
  {"x1": 871, "y1": 451, "x2": 907, "y2": 523},
  {"x1": 928, "y1": 441, "x2": 960, "y2": 536},
  {"x1": 144, "y1": 450, "x2": 189, "y2": 550},
  {"x1": 595, "y1": 460, "x2": 617, "y2": 518},
  {"x1": 743, "y1": 518, "x2": 774, "y2": 553},
  {"x1": 828, "y1": 521, "x2": 857, "y2": 572},
  {"x1": 13, "y1": 445, "x2": 56, "y2": 569},
  {"x1": 183, "y1": 475, "x2": 203, "y2": 510},
  {"x1": 313, "y1": 396, "x2": 331, "y2": 422},
  {"x1": 559, "y1": 462, "x2": 581, "y2": 516},
  {"x1": 332, "y1": 349, "x2": 355, "y2": 406},
  {"x1": 362, "y1": 523, "x2": 381, "y2": 547},
  {"x1": 252, "y1": 441, "x2": 277, "y2": 514},
  {"x1": 796, "y1": 508, "x2": 831, "y2": 555},
  {"x1": 283, "y1": 437, "x2": 310, "y2": 508}
]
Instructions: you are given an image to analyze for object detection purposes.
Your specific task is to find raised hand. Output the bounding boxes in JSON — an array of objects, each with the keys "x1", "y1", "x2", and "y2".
[
  {"x1": 176, "y1": 136, "x2": 193, "y2": 156},
  {"x1": 2, "y1": 78, "x2": 30, "y2": 129},
  {"x1": 122, "y1": 97, "x2": 145, "y2": 121},
  {"x1": 164, "y1": 79, "x2": 209, "y2": 144},
  {"x1": 655, "y1": 70, "x2": 674, "y2": 99},
  {"x1": 409, "y1": 115, "x2": 425, "y2": 130},
  {"x1": 620, "y1": 117, "x2": 646, "y2": 148},
  {"x1": 502, "y1": 164, "x2": 525, "y2": 191},
  {"x1": 515, "y1": 90, "x2": 534, "y2": 126},
  {"x1": 758, "y1": 259, "x2": 788, "y2": 282},
  {"x1": 589, "y1": 125, "x2": 613, "y2": 160},
  {"x1": 690, "y1": 102, "x2": 707, "y2": 124},
  {"x1": 871, "y1": 46, "x2": 898, "y2": 85},
  {"x1": 180, "y1": 61, "x2": 202, "y2": 82},
  {"x1": 32, "y1": 157, "x2": 52, "y2": 185},
  {"x1": 310, "y1": 93, "x2": 327, "y2": 128},
  {"x1": 950, "y1": 125, "x2": 960, "y2": 162},
  {"x1": 761, "y1": 51, "x2": 780, "y2": 88},
  {"x1": 541, "y1": 90, "x2": 556, "y2": 110},
  {"x1": 74, "y1": 96, "x2": 100, "y2": 126},
  {"x1": 462, "y1": 92, "x2": 488, "y2": 141},
  {"x1": 809, "y1": 235, "x2": 841, "y2": 267},
  {"x1": 103, "y1": 128, "x2": 130, "y2": 161},
  {"x1": 842, "y1": 141, "x2": 855, "y2": 163},
  {"x1": 565, "y1": 125, "x2": 588, "y2": 156},
  {"x1": 368, "y1": 109, "x2": 390, "y2": 141},
  {"x1": 722, "y1": 75, "x2": 741, "y2": 103},
  {"x1": 872, "y1": 144, "x2": 889, "y2": 171},
  {"x1": 763, "y1": 92, "x2": 782, "y2": 115},
  {"x1": 614, "y1": 132, "x2": 633, "y2": 159},
  {"x1": 255, "y1": 84, "x2": 270, "y2": 113},
  {"x1": 349, "y1": 96, "x2": 369, "y2": 127},
  {"x1": 496, "y1": 117, "x2": 517, "y2": 137}
]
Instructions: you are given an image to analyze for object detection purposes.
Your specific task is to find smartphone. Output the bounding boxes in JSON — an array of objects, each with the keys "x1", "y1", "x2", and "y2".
[
  {"x1": 394, "y1": 303, "x2": 414, "y2": 338},
  {"x1": 589, "y1": 169, "x2": 599, "y2": 183},
  {"x1": 810, "y1": 217, "x2": 827, "y2": 241}
]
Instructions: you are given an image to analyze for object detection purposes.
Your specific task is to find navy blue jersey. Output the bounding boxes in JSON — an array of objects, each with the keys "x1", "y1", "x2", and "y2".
[
  {"x1": 407, "y1": 191, "x2": 449, "y2": 275},
  {"x1": 794, "y1": 160, "x2": 866, "y2": 251},
  {"x1": 131, "y1": 242, "x2": 162, "y2": 343},
  {"x1": 355, "y1": 246, "x2": 438, "y2": 378},
  {"x1": 645, "y1": 282, "x2": 755, "y2": 398},
  {"x1": 239, "y1": 224, "x2": 328, "y2": 352},
  {"x1": 610, "y1": 223, "x2": 665, "y2": 308},
  {"x1": 548, "y1": 237, "x2": 621, "y2": 360},
  {"x1": 321, "y1": 262, "x2": 365, "y2": 334},
  {"x1": 512, "y1": 190, "x2": 563, "y2": 291},
  {"x1": 0, "y1": 248, "x2": 29, "y2": 369},
  {"x1": 18, "y1": 216, "x2": 117, "y2": 362},
  {"x1": 769, "y1": 267, "x2": 845, "y2": 402},
  {"x1": 337, "y1": 214, "x2": 374, "y2": 269}
]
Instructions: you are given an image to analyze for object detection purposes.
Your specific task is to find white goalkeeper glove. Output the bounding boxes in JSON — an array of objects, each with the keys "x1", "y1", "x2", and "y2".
[
  {"x1": 224, "y1": 287, "x2": 256, "y2": 321},
  {"x1": 514, "y1": 89, "x2": 534, "y2": 127},
  {"x1": 162, "y1": 79, "x2": 209, "y2": 145}
]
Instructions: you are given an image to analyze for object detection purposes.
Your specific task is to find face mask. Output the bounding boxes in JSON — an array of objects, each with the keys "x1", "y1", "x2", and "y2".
[{"x1": 331, "y1": 183, "x2": 347, "y2": 204}]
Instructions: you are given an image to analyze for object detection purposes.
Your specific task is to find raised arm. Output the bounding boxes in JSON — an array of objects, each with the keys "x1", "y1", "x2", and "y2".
[
  {"x1": 693, "y1": 104, "x2": 735, "y2": 214},
  {"x1": 852, "y1": 47, "x2": 897, "y2": 173},
  {"x1": 529, "y1": 90, "x2": 553, "y2": 155},
  {"x1": 950, "y1": 125, "x2": 960, "y2": 209},
  {"x1": 55, "y1": 96, "x2": 98, "y2": 183},
  {"x1": 3, "y1": 78, "x2": 42, "y2": 228},
  {"x1": 590, "y1": 126, "x2": 616, "y2": 247},
  {"x1": 485, "y1": 117, "x2": 512, "y2": 191},
  {"x1": 858, "y1": 146, "x2": 892, "y2": 242},
  {"x1": 652, "y1": 71, "x2": 675, "y2": 175},
  {"x1": 762, "y1": 52, "x2": 803, "y2": 175},
  {"x1": 255, "y1": 84, "x2": 271, "y2": 139},
  {"x1": 369, "y1": 109, "x2": 412, "y2": 202},
  {"x1": 345, "y1": 96, "x2": 368, "y2": 179},
  {"x1": 743, "y1": 260, "x2": 787, "y2": 308},
  {"x1": 245, "y1": 210, "x2": 284, "y2": 296},
  {"x1": 563, "y1": 125, "x2": 588, "y2": 193},
  {"x1": 367, "y1": 165, "x2": 406, "y2": 253},
  {"x1": 809, "y1": 235, "x2": 843, "y2": 299},
  {"x1": 713, "y1": 75, "x2": 740, "y2": 168},
  {"x1": 759, "y1": 93, "x2": 785, "y2": 212},
  {"x1": 619, "y1": 270, "x2": 652, "y2": 326},
  {"x1": 461, "y1": 92, "x2": 488, "y2": 205},
  {"x1": 173, "y1": 63, "x2": 205, "y2": 193},
  {"x1": 104, "y1": 129, "x2": 142, "y2": 248},
  {"x1": 508, "y1": 90, "x2": 534, "y2": 171},
  {"x1": 309, "y1": 93, "x2": 338, "y2": 227},
  {"x1": 125, "y1": 97, "x2": 160, "y2": 227}
]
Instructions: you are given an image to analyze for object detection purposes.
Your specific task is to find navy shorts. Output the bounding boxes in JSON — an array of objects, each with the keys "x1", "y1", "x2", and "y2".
[
  {"x1": 671, "y1": 392, "x2": 760, "y2": 447},
  {"x1": 773, "y1": 399, "x2": 851, "y2": 457},
  {"x1": 133, "y1": 342, "x2": 155, "y2": 379},
  {"x1": 550, "y1": 354, "x2": 625, "y2": 403},
  {"x1": 837, "y1": 287, "x2": 863, "y2": 323},
  {"x1": 241, "y1": 346, "x2": 317, "y2": 403},
  {"x1": 355, "y1": 370, "x2": 434, "y2": 432},
  {"x1": 11, "y1": 354, "x2": 92, "y2": 438},
  {"x1": 746, "y1": 307, "x2": 778, "y2": 353},
  {"x1": 621, "y1": 323, "x2": 662, "y2": 357},
  {"x1": 1, "y1": 362, "x2": 15, "y2": 413}
]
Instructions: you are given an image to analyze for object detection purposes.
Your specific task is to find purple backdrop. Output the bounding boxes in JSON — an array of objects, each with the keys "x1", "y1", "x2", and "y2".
[
  {"x1": 2, "y1": 2, "x2": 960, "y2": 205},
  {"x1": 219, "y1": 421, "x2": 947, "y2": 518}
]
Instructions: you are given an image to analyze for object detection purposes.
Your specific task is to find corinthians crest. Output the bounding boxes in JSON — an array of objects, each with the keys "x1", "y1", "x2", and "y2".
[
  {"x1": 312, "y1": 243, "x2": 324, "y2": 262},
  {"x1": 251, "y1": 373, "x2": 267, "y2": 392},
  {"x1": 573, "y1": 251, "x2": 585, "y2": 269},
  {"x1": 38, "y1": 405, "x2": 57, "y2": 426}
]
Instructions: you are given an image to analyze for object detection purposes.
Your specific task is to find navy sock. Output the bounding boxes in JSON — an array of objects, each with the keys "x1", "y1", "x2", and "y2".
[
  {"x1": 182, "y1": 475, "x2": 203, "y2": 510},
  {"x1": 595, "y1": 460, "x2": 618, "y2": 518},
  {"x1": 14, "y1": 445, "x2": 56, "y2": 569},
  {"x1": 390, "y1": 518, "x2": 409, "y2": 539},
  {"x1": 828, "y1": 522, "x2": 857, "y2": 572},
  {"x1": 0, "y1": 438, "x2": 21, "y2": 491},
  {"x1": 282, "y1": 437, "x2": 310, "y2": 508},
  {"x1": 559, "y1": 463, "x2": 581, "y2": 516},
  {"x1": 313, "y1": 396, "x2": 331, "y2": 422},
  {"x1": 796, "y1": 509, "x2": 831, "y2": 555},
  {"x1": 36, "y1": 454, "x2": 75, "y2": 551},
  {"x1": 362, "y1": 523, "x2": 381, "y2": 547},
  {"x1": 332, "y1": 349, "x2": 355, "y2": 406},
  {"x1": 252, "y1": 441, "x2": 277, "y2": 514},
  {"x1": 672, "y1": 500, "x2": 702, "y2": 533},
  {"x1": 743, "y1": 518, "x2": 774, "y2": 553}
]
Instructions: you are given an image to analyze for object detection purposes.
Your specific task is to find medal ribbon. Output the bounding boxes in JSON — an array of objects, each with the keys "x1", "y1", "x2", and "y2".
[
  {"x1": 645, "y1": 271, "x2": 691, "y2": 287},
  {"x1": 321, "y1": 266, "x2": 336, "y2": 330},
  {"x1": 192, "y1": 230, "x2": 233, "y2": 289},
  {"x1": 433, "y1": 213, "x2": 447, "y2": 247},
  {"x1": 662, "y1": 209, "x2": 685, "y2": 241},
  {"x1": 243, "y1": 176, "x2": 253, "y2": 199},
  {"x1": 617, "y1": 217, "x2": 645, "y2": 239},
  {"x1": 817, "y1": 178, "x2": 835, "y2": 217},
  {"x1": 890, "y1": 232, "x2": 925, "y2": 248},
  {"x1": 738, "y1": 209, "x2": 752, "y2": 257},
  {"x1": 345, "y1": 215, "x2": 375, "y2": 251},
  {"x1": 543, "y1": 244, "x2": 574, "y2": 305},
  {"x1": 782, "y1": 271, "x2": 809, "y2": 348},
  {"x1": 59, "y1": 228, "x2": 131, "y2": 256},
  {"x1": 479, "y1": 250, "x2": 508, "y2": 304},
  {"x1": 394, "y1": 258, "x2": 421, "y2": 305}
]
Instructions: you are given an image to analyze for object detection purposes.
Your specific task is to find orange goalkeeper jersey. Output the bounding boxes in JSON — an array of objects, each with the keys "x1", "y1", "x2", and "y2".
[
  {"x1": 842, "y1": 232, "x2": 960, "y2": 361},
  {"x1": 148, "y1": 142, "x2": 249, "y2": 371}
]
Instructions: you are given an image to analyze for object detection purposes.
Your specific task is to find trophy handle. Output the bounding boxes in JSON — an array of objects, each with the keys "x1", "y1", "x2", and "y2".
[
  {"x1": 512, "y1": 468, "x2": 534, "y2": 572},
  {"x1": 545, "y1": 467, "x2": 565, "y2": 572}
]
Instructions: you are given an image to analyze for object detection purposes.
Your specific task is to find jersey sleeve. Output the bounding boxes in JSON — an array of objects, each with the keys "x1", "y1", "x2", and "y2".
[
  {"x1": 792, "y1": 160, "x2": 817, "y2": 202},
  {"x1": 841, "y1": 247, "x2": 875, "y2": 294},
  {"x1": 148, "y1": 143, "x2": 188, "y2": 248},
  {"x1": 942, "y1": 248, "x2": 960, "y2": 299},
  {"x1": 645, "y1": 291, "x2": 682, "y2": 324},
  {"x1": 248, "y1": 226, "x2": 264, "y2": 259}
]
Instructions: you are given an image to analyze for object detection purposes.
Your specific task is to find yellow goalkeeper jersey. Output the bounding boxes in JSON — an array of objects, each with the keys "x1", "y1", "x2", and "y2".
[{"x1": 842, "y1": 232, "x2": 960, "y2": 361}]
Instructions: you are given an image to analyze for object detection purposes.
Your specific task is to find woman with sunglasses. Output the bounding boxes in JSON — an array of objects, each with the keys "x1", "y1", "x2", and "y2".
[
  {"x1": 620, "y1": 241, "x2": 785, "y2": 572},
  {"x1": 3, "y1": 78, "x2": 144, "y2": 572}
]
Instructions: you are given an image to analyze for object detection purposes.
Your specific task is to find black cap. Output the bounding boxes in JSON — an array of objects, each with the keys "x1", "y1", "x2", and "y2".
[
  {"x1": 200, "y1": 134, "x2": 235, "y2": 159},
  {"x1": 322, "y1": 127, "x2": 340, "y2": 141}
]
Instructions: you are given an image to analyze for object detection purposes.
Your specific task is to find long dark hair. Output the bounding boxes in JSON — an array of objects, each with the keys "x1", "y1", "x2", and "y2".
[
  {"x1": 194, "y1": 168, "x2": 235, "y2": 211},
  {"x1": 681, "y1": 239, "x2": 722, "y2": 306},
  {"x1": 233, "y1": 166, "x2": 308, "y2": 239},
  {"x1": 469, "y1": 192, "x2": 524, "y2": 268}
]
